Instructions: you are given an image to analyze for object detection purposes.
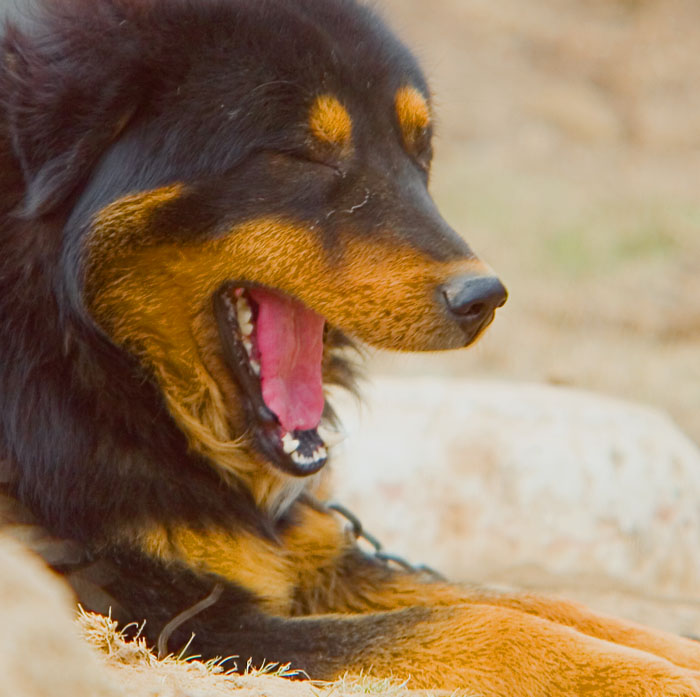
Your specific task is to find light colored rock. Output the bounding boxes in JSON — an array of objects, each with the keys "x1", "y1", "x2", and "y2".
[
  {"x1": 330, "y1": 379, "x2": 700, "y2": 601},
  {"x1": 0, "y1": 538, "x2": 378, "y2": 697},
  {"x1": 0, "y1": 536, "x2": 118, "y2": 697}
]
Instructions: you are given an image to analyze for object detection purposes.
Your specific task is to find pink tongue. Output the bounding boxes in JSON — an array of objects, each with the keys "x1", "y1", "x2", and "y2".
[{"x1": 249, "y1": 288, "x2": 325, "y2": 432}]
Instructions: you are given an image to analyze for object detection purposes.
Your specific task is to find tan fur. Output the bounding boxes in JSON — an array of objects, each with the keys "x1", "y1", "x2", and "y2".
[
  {"x1": 137, "y1": 505, "x2": 348, "y2": 615},
  {"x1": 342, "y1": 604, "x2": 700, "y2": 694},
  {"x1": 395, "y1": 86, "x2": 431, "y2": 150},
  {"x1": 134, "y1": 504, "x2": 460, "y2": 617},
  {"x1": 308, "y1": 94, "x2": 353, "y2": 149},
  {"x1": 85, "y1": 190, "x2": 486, "y2": 353},
  {"x1": 83, "y1": 188, "x2": 487, "y2": 512},
  {"x1": 140, "y1": 525, "x2": 293, "y2": 614},
  {"x1": 132, "y1": 502, "x2": 700, "y2": 693},
  {"x1": 460, "y1": 591, "x2": 700, "y2": 674}
]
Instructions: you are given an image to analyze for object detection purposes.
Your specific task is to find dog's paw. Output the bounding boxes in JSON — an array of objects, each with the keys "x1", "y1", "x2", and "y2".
[
  {"x1": 569, "y1": 652, "x2": 700, "y2": 697},
  {"x1": 450, "y1": 641, "x2": 700, "y2": 696},
  {"x1": 460, "y1": 592, "x2": 700, "y2": 674},
  {"x1": 391, "y1": 604, "x2": 700, "y2": 695}
]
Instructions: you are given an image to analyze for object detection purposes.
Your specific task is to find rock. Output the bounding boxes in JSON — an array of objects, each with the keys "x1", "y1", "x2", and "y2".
[
  {"x1": 331, "y1": 379, "x2": 700, "y2": 600},
  {"x1": 0, "y1": 536, "x2": 119, "y2": 697}
]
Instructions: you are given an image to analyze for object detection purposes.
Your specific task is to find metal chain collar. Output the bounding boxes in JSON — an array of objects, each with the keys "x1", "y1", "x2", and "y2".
[{"x1": 325, "y1": 501, "x2": 447, "y2": 582}]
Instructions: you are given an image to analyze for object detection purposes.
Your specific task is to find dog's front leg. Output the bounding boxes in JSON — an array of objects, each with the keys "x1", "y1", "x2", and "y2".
[
  {"x1": 114, "y1": 501, "x2": 700, "y2": 690},
  {"x1": 111, "y1": 560, "x2": 700, "y2": 696}
]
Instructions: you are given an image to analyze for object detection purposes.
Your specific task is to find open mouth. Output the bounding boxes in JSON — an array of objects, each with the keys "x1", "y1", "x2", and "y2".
[{"x1": 213, "y1": 283, "x2": 334, "y2": 477}]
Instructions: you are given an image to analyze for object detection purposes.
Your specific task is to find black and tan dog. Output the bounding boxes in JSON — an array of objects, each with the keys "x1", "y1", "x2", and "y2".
[{"x1": 1, "y1": 0, "x2": 700, "y2": 693}]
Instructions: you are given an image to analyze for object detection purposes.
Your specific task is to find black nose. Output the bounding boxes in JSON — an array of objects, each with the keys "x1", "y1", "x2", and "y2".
[{"x1": 441, "y1": 275, "x2": 508, "y2": 324}]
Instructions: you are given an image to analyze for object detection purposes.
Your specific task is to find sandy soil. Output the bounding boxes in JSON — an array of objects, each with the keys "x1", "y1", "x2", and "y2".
[{"x1": 373, "y1": 0, "x2": 700, "y2": 445}]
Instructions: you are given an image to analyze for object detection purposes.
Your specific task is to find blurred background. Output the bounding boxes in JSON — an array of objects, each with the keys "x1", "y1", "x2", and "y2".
[{"x1": 372, "y1": 0, "x2": 700, "y2": 443}]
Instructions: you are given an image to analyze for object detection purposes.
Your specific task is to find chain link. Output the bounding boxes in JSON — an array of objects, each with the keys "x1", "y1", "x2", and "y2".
[{"x1": 325, "y1": 501, "x2": 447, "y2": 582}]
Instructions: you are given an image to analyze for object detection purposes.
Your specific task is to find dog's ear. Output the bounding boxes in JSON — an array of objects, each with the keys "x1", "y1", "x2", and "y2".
[{"x1": 2, "y1": 4, "x2": 146, "y2": 218}]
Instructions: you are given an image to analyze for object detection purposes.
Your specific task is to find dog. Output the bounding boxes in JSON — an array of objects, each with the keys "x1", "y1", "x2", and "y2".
[{"x1": 2, "y1": 0, "x2": 700, "y2": 693}]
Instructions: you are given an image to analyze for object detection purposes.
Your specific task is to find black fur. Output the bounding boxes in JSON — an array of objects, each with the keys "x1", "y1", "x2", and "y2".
[{"x1": 0, "y1": 0, "x2": 472, "y2": 674}]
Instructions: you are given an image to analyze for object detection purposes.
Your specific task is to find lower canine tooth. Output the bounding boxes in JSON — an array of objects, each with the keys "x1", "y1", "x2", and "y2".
[
  {"x1": 250, "y1": 359, "x2": 260, "y2": 376},
  {"x1": 242, "y1": 337, "x2": 253, "y2": 356},
  {"x1": 282, "y1": 433, "x2": 300, "y2": 454}
]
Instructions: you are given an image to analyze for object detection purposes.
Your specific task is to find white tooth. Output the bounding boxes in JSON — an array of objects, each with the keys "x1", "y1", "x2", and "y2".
[
  {"x1": 315, "y1": 446, "x2": 327, "y2": 461},
  {"x1": 237, "y1": 298, "x2": 252, "y2": 320},
  {"x1": 291, "y1": 451, "x2": 303, "y2": 464},
  {"x1": 237, "y1": 298, "x2": 254, "y2": 335},
  {"x1": 236, "y1": 295, "x2": 251, "y2": 315},
  {"x1": 238, "y1": 305, "x2": 252, "y2": 324},
  {"x1": 242, "y1": 337, "x2": 253, "y2": 356},
  {"x1": 318, "y1": 427, "x2": 346, "y2": 449},
  {"x1": 250, "y1": 359, "x2": 261, "y2": 376},
  {"x1": 282, "y1": 433, "x2": 300, "y2": 454}
]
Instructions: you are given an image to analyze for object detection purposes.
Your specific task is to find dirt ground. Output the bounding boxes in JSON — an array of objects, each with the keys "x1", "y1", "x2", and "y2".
[{"x1": 373, "y1": 0, "x2": 700, "y2": 445}]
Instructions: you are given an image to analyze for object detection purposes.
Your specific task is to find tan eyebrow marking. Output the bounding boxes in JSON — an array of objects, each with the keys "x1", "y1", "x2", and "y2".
[
  {"x1": 395, "y1": 86, "x2": 431, "y2": 148},
  {"x1": 309, "y1": 94, "x2": 353, "y2": 148}
]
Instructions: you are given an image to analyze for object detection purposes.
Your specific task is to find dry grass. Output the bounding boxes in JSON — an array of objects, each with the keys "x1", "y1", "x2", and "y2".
[{"x1": 76, "y1": 609, "x2": 432, "y2": 697}]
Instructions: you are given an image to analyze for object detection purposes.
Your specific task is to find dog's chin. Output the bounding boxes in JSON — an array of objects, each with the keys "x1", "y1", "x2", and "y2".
[{"x1": 213, "y1": 282, "x2": 338, "y2": 478}]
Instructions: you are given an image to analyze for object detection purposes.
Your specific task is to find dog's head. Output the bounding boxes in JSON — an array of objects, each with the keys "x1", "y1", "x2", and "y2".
[{"x1": 4, "y1": 0, "x2": 506, "y2": 507}]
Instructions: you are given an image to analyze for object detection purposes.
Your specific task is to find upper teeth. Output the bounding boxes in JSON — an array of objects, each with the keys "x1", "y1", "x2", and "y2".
[{"x1": 236, "y1": 296, "x2": 254, "y2": 337}]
